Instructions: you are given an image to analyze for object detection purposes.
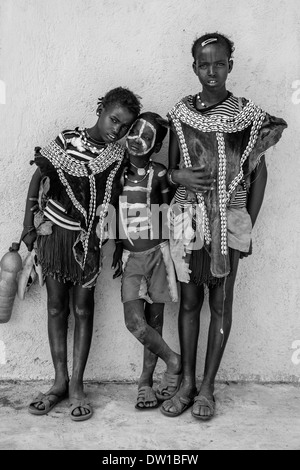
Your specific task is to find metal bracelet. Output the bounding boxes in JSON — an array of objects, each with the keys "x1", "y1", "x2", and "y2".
[{"x1": 167, "y1": 169, "x2": 179, "y2": 187}]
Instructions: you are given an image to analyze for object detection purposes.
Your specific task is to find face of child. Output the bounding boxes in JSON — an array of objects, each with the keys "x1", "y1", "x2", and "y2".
[
  {"x1": 96, "y1": 104, "x2": 136, "y2": 143},
  {"x1": 126, "y1": 119, "x2": 157, "y2": 157},
  {"x1": 193, "y1": 43, "x2": 233, "y2": 92}
]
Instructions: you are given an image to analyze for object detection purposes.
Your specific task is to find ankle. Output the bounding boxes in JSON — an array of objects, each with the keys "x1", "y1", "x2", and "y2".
[
  {"x1": 199, "y1": 381, "x2": 215, "y2": 396},
  {"x1": 138, "y1": 374, "x2": 154, "y2": 388},
  {"x1": 166, "y1": 353, "x2": 181, "y2": 375}
]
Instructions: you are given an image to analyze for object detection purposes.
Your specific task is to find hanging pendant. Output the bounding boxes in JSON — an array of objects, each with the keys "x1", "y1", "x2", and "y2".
[{"x1": 137, "y1": 168, "x2": 146, "y2": 176}]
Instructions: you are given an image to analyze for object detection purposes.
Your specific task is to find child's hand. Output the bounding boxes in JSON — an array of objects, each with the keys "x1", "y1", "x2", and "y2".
[
  {"x1": 111, "y1": 243, "x2": 123, "y2": 279},
  {"x1": 21, "y1": 227, "x2": 37, "y2": 252},
  {"x1": 240, "y1": 240, "x2": 253, "y2": 259},
  {"x1": 176, "y1": 166, "x2": 215, "y2": 193}
]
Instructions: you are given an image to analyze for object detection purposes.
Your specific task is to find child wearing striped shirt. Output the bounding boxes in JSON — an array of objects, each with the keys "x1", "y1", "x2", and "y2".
[
  {"x1": 161, "y1": 32, "x2": 287, "y2": 420},
  {"x1": 21, "y1": 87, "x2": 141, "y2": 421},
  {"x1": 112, "y1": 112, "x2": 181, "y2": 410}
]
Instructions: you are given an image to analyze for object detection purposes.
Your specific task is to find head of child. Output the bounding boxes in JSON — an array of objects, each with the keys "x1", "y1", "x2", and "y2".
[
  {"x1": 93, "y1": 87, "x2": 141, "y2": 144},
  {"x1": 125, "y1": 112, "x2": 168, "y2": 162},
  {"x1": 191, "y1": 33, "x2": 235, "y2": 93}
]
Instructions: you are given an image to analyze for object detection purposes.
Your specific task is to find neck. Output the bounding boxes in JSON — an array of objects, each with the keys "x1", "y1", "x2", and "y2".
[
  {"x1": 200, "y1": 87, "x2": 228, "y2": 106},
  {"x1": 86, "y1": 126, "x2": 105, "y2": 144},
  {"x1": 129, "y1": 154, "x2": 151, "y2": 167}
]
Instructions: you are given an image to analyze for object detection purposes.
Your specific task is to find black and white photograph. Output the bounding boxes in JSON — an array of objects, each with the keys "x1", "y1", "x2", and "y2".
[{"x1": 0, "y1": 0, "x2": 299, "y2": 452}]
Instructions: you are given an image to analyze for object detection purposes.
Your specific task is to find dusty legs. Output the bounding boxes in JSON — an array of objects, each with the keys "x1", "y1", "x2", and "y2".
[
  {"x1": 29, "y1": 278, "x2": 94, "y2": 420},
  {"x1": 162, "y1": 251, "x2": 240, "y2": 418},
  {"x1": 124, "y1": 300, "x2": 181, "y2": 408}
]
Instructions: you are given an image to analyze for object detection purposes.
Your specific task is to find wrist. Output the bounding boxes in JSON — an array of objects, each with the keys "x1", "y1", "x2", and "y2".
[
  {"x1": 22, "y1": 225, "x2": 36, "y2": 234},
  {"x1": 167, "y1": 169, "x2": 179, "y2": 188}
]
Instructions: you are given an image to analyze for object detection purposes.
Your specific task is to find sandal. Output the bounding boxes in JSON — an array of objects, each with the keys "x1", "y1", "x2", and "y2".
[
  {"x1": 28, "y1": 391, "x2": 66, "y2": 416},
  {"x1": 156, "y1": 372, "x2": 182, "y2": 401},
  {"x1": 69, "y1": 397, "x2": 93, "y2": 422},
  {"x1": 135, "y1": 386, "x2": 159, "y2": 411},
  {"x1": 160, "y1": 393, "x2": 194, "y2": 417},
  {"x1": 191, "y1": 394, "x2": 215, "y2": 421}
]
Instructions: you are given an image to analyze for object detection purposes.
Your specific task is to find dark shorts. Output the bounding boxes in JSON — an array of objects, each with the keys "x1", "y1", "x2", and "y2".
[{"x1": 121, "y1": 241, "x2": 178, "y2": 304}]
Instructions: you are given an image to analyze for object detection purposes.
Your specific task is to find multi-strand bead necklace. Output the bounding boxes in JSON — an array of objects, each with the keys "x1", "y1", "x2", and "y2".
[
  {"x1": 40, "y1": 139, "x2": 124, "y2": 266},
  {"x1": 169, "y1": 99, "x2": 266, "y2": 255}
]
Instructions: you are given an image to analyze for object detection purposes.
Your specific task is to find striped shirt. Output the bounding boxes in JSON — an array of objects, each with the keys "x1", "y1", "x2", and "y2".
[
  {"x1": 186, "y1": 92, "x2": 242, "y2": 117},
  {"x1": 56, "y1": 127, "x2": 106, "y2": 162}
]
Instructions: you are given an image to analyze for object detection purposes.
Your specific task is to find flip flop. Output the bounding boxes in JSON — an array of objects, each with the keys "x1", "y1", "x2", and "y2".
[
  {"x1": 69, "y1": 397, "x2": 93, "y2": 422},
  {"x1": 156, "y1": 372, "x2": 182, "y2": 401},
  {"x1": 135, "y1": 386, "x2": 159, "y2": 411},
  {"x1": 191, "y1": 394, "x2": 216, "y2": 421},
  {"x1": 28, "y1": 391, "x2": 66, "y2": 416},
  {"x1": 160, "y1": 394, "x2": 194, "y2": 417}
]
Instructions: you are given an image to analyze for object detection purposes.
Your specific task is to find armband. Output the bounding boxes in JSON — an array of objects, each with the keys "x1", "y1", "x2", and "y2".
[{"x1": 167, "y1": 169, "x2": 179, "y2": 188}]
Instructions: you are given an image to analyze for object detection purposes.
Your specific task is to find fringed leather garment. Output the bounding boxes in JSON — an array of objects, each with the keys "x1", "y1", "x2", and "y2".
[
  {"x1": 168, "y1": 96, "x2": 287, "y2": 282},
  {"x1": 33, "y1": 128, "x2": 126, "y2": 288}
]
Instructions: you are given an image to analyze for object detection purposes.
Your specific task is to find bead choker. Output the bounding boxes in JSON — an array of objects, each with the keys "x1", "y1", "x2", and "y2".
[
  {"x1": 125, "y1": 162, "x2": 152, "y2": 183},
  {"x1": 130, "y1": 159, "x2": 151, "y2": 176},
  {"x1": 197, "y1": 94, "x2": 207, "y2": 108}
]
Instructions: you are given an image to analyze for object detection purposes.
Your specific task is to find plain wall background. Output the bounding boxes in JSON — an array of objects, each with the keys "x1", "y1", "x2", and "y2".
[{"x1": 0, "y1": 0, "x2": 299, "y2": 383}]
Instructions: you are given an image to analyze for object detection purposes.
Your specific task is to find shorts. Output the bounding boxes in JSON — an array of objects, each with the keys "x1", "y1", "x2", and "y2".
[{"x1": 121, "y1": 241, "x2": 178, "y2": 304}]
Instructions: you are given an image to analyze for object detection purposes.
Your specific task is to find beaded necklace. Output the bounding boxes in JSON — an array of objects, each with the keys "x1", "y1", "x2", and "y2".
[
  {"x1": 124, "y1": 162, "x2": 152, "y2": 183},
  {"x1": 79, "y1": 128, "x2": 106, "y2": 155},
  {"x1": 197, "y1": 93, "x2": 207, "y2": 108},
  {"x1": 169, "y1": 99, "x2": 266, "y2": 254},
  {"x1": 40, "y1": 139, "x2": 124, "y2": 266},
  {"x1": 129, "y1": 159, "x2": 151, "y2": 176}
]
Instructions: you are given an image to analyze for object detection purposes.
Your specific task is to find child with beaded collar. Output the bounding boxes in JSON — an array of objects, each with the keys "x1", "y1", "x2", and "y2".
[
  {"x1": 161, "y1": 33, "x2": 287, "y2": 419},
  {"x1": 21, "y1": 86, "x2": 141, "y2": 421},
  {"x1": 112, "y1": 112, "x2": 181, "y2": 410}
]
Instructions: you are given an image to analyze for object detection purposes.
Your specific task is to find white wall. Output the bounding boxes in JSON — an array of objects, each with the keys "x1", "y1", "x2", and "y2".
[{"x1": 0, "y1": 0, "x2": 299, "y2": 382}]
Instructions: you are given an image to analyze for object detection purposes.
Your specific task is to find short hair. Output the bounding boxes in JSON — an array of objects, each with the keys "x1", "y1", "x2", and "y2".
[
  {"x1": 191, "y1": 32, "x2": 235, "y2": 60},
  {"x1": 137, "y1": 112, "x2": 168, "y2": 144},
  {"x1": 98, "y1": 86, "x2": 142, "y2": 119}
]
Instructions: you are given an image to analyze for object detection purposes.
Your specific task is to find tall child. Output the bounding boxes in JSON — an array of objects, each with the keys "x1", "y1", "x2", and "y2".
[
  {"x1": 112, "y1": 112, "x2": 181, "y2": 410},
  {"x1": 161, "y1": 33, "x2": 287, "y2": 419},
  {"x1": 22, "y1": 87, "x2": 141, "y2": 421}
]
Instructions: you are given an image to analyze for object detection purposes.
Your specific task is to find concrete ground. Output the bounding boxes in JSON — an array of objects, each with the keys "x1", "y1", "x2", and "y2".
[{"x1": 0, "y1": 380, "x2": 299, "y2": 451}]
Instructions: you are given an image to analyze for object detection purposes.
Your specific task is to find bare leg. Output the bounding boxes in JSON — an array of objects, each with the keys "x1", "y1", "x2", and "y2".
[
  {"x1": 30, "y1": 277, "x2": 70, "y2": 411},
  {"x1": 69, "y1": 285, "x2": 95, "y2": 418},
  {"x1": 161, "y1": 282, "x2": 204, "y2": 414},
  {"x1": 134, "y1": 303, "x2": 164, "y2": 409},
  {"x1": 124, "y1": 300, "x2": 181, "y2": 374},
  {"x1": 139, "y1": 302, "x2": 164, "y2": 389},
  {"x1": 193, "y1": 250, "x2": 240, "y2": 418}
]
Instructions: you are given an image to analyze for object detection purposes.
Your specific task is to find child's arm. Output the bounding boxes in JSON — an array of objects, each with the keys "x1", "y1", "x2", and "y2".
[
  {"x1": 240, "y1": 155, "x2": 268, "y2": 259},
  {"x1": 158, "y1": 166, "x2": 171, "y2": 205},
  {"x1": 167, "y1": 130, "x2": 214, "y2": 192},
  {"x1": 21, "y1": 168, "x2": 42, "y2": 251},
  {"x1": 111, "y1": 204, "x2": 123, "y2": 279},
  {"x1": 247, "y1": 156, "x2": 268, "y2": 227}
]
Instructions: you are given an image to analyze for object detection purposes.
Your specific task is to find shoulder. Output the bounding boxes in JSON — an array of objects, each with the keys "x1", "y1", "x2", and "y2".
[
  {"x1": 167, "y1": 95, "x2": 194, "y2": 121},
  {"x1": 55, "y1": 127, "x2": 81, "y2": 149},
  {"x1": 170, "y1": 95, "x2": 192, "y2": 109},
  {"x1": 152, "y1": 161, "x2": 167, "y2": 178}
]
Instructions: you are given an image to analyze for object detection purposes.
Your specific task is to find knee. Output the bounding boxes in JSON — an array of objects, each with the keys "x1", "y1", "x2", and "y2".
[
  {"x1": 48, "y1": 303, "x2": 68, "y2": 319},
  {"x1": 209, "y1": 299, "x2": 233, "y2": 321},
  {"x1": 74, "y1": 304, "x2": 93, "y2": 320},
  {"x1": 125, "y1": 316, "x2": 147, "y2": 341},
  {"x1": 180, "y1": 299, "x2": 200, "y2": 316}
]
